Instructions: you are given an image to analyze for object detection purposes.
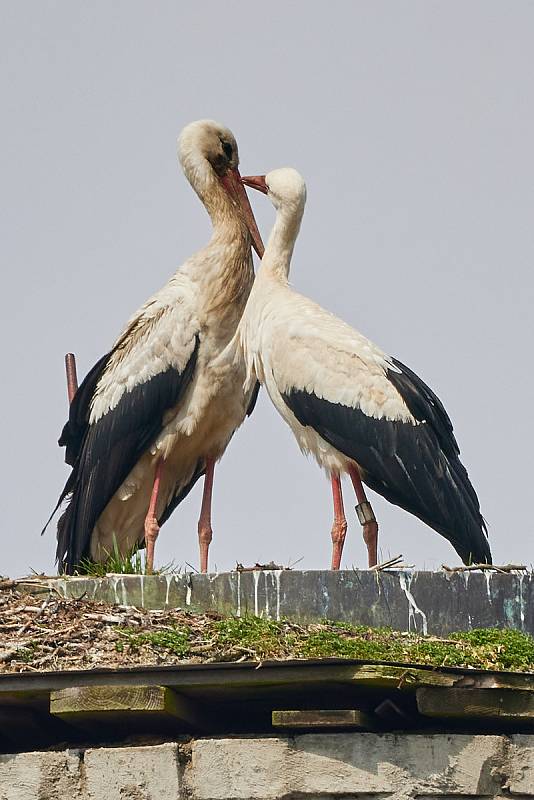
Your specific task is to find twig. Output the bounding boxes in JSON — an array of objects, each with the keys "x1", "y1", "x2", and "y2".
[
  {"x1": 16, "y1": 597, "x2": 51, "y2": 636},
  {"x1": 370, "y1": 555, "x2": 404, "y2": 572},
  {"x1": 442, "y1": 563, "x2": 527, "y2": 574},
  {"x1": 84, "y1": 613, "x2": 125, "y2": 624}
]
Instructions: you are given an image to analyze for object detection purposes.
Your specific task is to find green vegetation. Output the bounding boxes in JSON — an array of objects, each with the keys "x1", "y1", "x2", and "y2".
[
  {"x1": 118, "y1": 625, "x2": 191, "y2": 657},
  {"x1": 78, "y1": 537, "x2": 145, "y2": 576},
  {"x1": 77, "y1": 537, "x2": 177, "y2": 577},
  {"x1": 116, "y1": 614, "x2": 534, "y2": 672}
]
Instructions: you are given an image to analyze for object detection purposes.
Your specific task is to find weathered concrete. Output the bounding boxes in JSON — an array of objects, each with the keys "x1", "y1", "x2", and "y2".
[
  {"x1": 1, "y1": 734, "x2": 534, "y2": 799},
  {"x1": 26, "y1": 568, "x2": 534, "y2": 635},
  {"x1": 0, "y1": 750, "x2": 81, "y2": 800},
  {"x1": 84, "y1": 742, "x2": 181, "y2": 800},
  {"x1": 188, "y1": 734, "x2": 508, "y2": 799}
]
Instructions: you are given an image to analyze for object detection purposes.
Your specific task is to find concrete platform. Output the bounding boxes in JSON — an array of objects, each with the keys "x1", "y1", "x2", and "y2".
[{"x1": 25, "y1": 568, "x2": 534, "y2": 636}]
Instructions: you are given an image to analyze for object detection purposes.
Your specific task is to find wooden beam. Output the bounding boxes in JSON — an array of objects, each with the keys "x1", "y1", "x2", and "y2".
[
  {"x1": 50, "y1": 685, "x2": 214, "y2": 731},
  {"x1": 417, "y1": 687, "x2": 534, "y2": 722},
  {"x1": 0, "y1": 661, "x2": 533, "y2": 704},
  {"x1": 272, "y1": 709, "x2": 379, "y2": 730}
]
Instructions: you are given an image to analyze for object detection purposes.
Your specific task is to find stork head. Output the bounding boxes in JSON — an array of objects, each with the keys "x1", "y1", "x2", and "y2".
[
  {"x1": 242, "y1": 168, "x2": 307, "y2": 220},
  {"x1": 178, "y1": 120, "x2": 263, "y2": 256},
  {"x1": 242, "y1": 169, "x2": 307, "y2": 274}
]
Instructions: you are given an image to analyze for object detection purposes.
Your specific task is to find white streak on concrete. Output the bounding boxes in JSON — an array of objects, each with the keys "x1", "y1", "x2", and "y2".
[
  {"x1": 484, "y1": 571, "x2": 492, "y2": 601},
  {"x1": 164, "y1": 575, "x2": 172, "y2": 607},
  {"x1": 399, "y1": 572, "x2": 428, "y2": 635},
  {"x1": 185, "y1": 575, "x2": 192, "y2": 607},
  {"x1": 253, "y1": 570, "x2": 260, "y2": 617},
  {"x1": 236, "y1": 571, "x2": 241, "y2": 618},
  {"x1": 518, "y1": 573, "x2": 525, "y2": 627},
  {"x1": 140, "y1": 575, "x2": 145, "y2": 609},
  {"x1": 275, "y1": 570, "x2": 282, "y2": 621},
  {"x1": 120, "y1": 577, "x2": 127, "y2": 606}
]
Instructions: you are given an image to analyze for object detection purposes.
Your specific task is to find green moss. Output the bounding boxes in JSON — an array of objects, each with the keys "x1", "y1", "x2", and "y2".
[
  {"x1": 114, "y1": 614, "x2": 534, "y2": 673},
  {"x1": 450, "y1": 628, "x2": 534, "y2": 671},
  {"x1": 118, "y1": 625, "x2": 191, "y2": 657},
  {"x1": 17, "y1": 643, "x2": 38, "y2": 663},
  {"x1": 210, "y1": 616, "x2": 300, "y2": 660}
]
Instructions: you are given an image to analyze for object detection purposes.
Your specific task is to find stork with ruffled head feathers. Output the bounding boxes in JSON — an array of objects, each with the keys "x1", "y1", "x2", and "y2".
[
  {"x1": 238, "y1": 168, "x2": 491, "y2": 569},
  {"x1": 46, "y1": 120, "x2": 264, "y2": 575}
]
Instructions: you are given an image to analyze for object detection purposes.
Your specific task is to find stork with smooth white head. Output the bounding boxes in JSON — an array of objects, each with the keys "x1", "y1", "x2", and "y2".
[
  {"x1": 239, "y1": 167, "x2": 491, "y2": 569},
  {"x1": 46, "y1": 120, "x2": 264, "y2": 575}
]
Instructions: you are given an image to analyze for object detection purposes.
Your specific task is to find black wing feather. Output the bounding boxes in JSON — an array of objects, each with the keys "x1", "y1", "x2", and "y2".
[
  {"x1": 246, "y1": 381, "x2": 261, "y2": 417},
  {"x1": 59, "y1": 351, "x2": 113, "y2": 466},
  {"x1": 55, "y1": 337, "x2": 200, "y2": 573},
  {"x1": 282, "y1": 362, "x2": 491, "y2": 566}
]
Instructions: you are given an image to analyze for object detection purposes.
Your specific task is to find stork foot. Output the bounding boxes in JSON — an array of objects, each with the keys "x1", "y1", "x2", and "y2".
[
  {"x1": 144, "y1": 515, "x2": 160, "y2": 574},
  {"x1": 330, "y1": 518, "x2": 348, "y2": 570}
]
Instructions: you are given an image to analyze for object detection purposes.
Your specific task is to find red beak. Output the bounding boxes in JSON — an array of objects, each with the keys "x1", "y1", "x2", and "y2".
[
  {"x1": 218, "y1": 168, "x2": 265, "y2": 258},
  {"x1": 241, "y1": 175, "x2": 268, "y2": 195}
]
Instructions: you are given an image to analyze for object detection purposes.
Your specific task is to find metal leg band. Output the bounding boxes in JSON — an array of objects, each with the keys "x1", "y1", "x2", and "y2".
[{"x1": 355, "y1": 501, "x2": 376, "y2": 526}]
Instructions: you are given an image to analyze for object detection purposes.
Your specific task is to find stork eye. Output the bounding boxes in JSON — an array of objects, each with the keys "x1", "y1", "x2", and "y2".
[{"x1": 221, "y1": 141, "x2": 233, "y2": 160}]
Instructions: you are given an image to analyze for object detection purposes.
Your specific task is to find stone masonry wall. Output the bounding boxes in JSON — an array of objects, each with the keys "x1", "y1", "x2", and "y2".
[{"x1": 1, "y1": 733, "x2": 534, "y2": 800}]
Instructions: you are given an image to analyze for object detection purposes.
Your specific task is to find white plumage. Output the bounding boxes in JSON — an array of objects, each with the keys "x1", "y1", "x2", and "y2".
[
  {"x1": 48, "y1": 120, "x2": 263, "y2": 574},
  {"x1": 237, "y1": 168, "x2": 491, "y2": 568}
]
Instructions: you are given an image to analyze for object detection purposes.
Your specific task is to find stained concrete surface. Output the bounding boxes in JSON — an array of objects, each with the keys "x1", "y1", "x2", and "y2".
[{"x1": 27, "y1": 569, "x2": 534, "y2": 635}]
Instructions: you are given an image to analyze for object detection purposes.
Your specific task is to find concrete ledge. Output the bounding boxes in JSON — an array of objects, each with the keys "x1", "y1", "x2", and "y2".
[
  {"x1": 2, "y1": 734, "x2": 534, "y2": 799},
  {"x1": 28, "y1": 568, "x2": 534, "y2": 635}
]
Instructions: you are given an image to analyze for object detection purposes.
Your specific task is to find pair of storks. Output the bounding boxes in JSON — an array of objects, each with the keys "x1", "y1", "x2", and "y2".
[{"x1": 46, "y1": 119, "x2": 491, "y2": 574}]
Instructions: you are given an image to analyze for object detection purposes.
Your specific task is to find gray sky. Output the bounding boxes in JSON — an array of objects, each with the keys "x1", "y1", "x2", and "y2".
[{"x1": 2, "y1": 1, "x2": 533, "y2": 577}]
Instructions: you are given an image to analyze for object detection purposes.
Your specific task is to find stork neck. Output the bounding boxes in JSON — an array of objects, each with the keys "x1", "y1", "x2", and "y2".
[
  {"x1": 205, "y1": 181, "x2": 244, "y2": 232},
  {"x1": 259, "y1": 204, "x2": 302, "y2": 282},
  {"x1": 183, "y1": 158, "x2": 243, "y2": 233}
]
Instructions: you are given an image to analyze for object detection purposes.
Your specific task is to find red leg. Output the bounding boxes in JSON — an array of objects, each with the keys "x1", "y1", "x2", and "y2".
[
  {"x1": 198, "y1": 458, "x2": 215, "y2": 574},
  {"x1": 330, "y1": 474, "x2": 348, "y2": 570},
  {"x1": 144, "y1": 458, "x2": 163, "y2": 574},
  {"x1": 348, "y1": 464, "x2": 378, "y2": 568}
]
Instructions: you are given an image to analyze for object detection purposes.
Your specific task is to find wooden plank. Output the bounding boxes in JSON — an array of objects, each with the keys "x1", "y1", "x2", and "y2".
[
  {"x1": 0, "y1": 660, "x2": 533, "y2": 699},
  {"x1": 50, "y1": 685, "x2": 213, "y2": 731},
  {"x1": 417, "y1": 687, "x2": 534, "y2": 721},
  {"x1": 272, "y1": 709, "x2": 379, "y2": 730}
]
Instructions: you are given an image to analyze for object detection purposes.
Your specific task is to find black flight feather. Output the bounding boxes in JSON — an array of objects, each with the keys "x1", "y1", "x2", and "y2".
[
  {"x1": 282, "y1": 362, "x2": 491, "y2": 566},
  {"x1": 246, "y1": 381, "x2": 261, "y2": 417},
  {"x1": 54, "y1": 337, "x2": 200, "y2": 574}
]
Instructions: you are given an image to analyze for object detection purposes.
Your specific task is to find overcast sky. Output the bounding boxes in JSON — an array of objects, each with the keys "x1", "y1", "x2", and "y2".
[{"x1": 2, "y1": 2, "x2": 533, "y2": 577}]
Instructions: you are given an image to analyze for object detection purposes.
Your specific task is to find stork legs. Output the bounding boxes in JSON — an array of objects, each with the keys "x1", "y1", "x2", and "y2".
[
  {"x1": 144, "y1": 458, "x2": 164, "y2": 574},
  {"x1": 198, "y1": 458, "x2": 215, "y2": 574},
  {"x1": 348, "y1": 464, "x2": 378, "y2": 568},
  {"x1": 329, "y1": 467, "x2": 378, "y2": 570},
  {"x1": 330, "y1": 475, "x2": 348, "y2": 570}
]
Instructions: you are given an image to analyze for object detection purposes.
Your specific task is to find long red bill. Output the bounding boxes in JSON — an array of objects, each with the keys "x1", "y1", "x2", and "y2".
[
  {"x1": 241, "y1": 175, "x2": 268, "y2": 195},
  {"x1": 219, "y1": 168, "x2": 264, "y2": 258}
]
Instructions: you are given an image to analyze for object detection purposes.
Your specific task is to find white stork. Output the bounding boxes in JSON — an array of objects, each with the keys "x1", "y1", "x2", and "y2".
[
  {"x1": 46, "y1": 120, "x2": 264, "y2": 575},
  {"x1": 237, "y1": 168, "x2": 491, "y2": 569}
]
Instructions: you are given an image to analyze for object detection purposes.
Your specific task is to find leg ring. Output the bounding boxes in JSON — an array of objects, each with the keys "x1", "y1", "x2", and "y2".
[{"x1": 356, "y1": 501, "x2": 376, "y2": 526}]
